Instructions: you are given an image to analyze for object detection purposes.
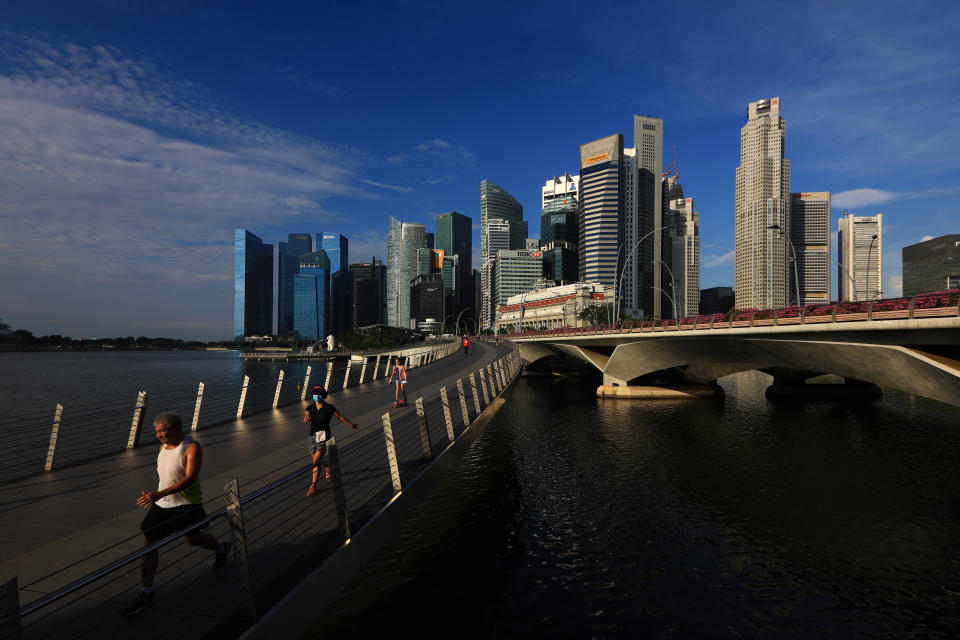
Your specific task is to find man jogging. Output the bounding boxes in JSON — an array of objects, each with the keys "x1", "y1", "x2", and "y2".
[
  {"x1": 463, "y1": 335, "x2": 469, "y2": 355},
  {"x1": 124, "y1": 412, "x2": 230, "y2": 616},
  {"x1": 387, "y1": 356, "x2": 408, "y2": 407}
]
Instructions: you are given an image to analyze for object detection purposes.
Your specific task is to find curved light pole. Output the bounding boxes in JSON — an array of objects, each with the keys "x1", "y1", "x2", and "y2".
[
  {"x1": 650, "y1": 286, "x2": 679, "y2": 320},
  {"x1": 454, "y1": 307, "x2": 472, "y2": 335},
  {"x1": 515, "y1": 291, "x2": 531, "y2": 334},
  {"x1": 616, "y1": 225, "x2": 667, "y2": 321},
  {"x1": 767, "y1": 224, "x2": 801, "y2": 307},
  {"x1": 656, "y1": 259, "x2": 680, "y2": 318},
  {"x1": 865, "y1": 234, "x2": 879, "y2": 302},
  {"x1": 830, "y1": 256, "x2": 858, "y2": 302}
]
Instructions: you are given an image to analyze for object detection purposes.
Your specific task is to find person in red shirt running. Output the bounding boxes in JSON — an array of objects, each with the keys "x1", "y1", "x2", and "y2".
[{"x1": 463, "y1": 335, "x2": 469, "y2": 355}]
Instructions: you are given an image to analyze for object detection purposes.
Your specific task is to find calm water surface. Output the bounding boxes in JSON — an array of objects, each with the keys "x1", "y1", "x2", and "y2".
[{"x1": 307, "y1": 372, "x2": 960, "y2": 638}]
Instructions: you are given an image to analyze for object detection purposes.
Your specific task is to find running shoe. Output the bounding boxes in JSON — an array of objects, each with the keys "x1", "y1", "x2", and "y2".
[
  {"x1": 325, "y1": 468, "x2": 332, "y2": 480},
  {"x1": 306, "y1": 484, "x2": 318, "y2": 497},
  {"x1": 123, "y1": 590, "x2": 155, "y2": 616},
  {"x1": 213, "y1": 541, "x2": 232, "y2": 570}
]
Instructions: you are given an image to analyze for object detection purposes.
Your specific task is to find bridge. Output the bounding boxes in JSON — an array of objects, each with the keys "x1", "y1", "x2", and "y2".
[{"x1": 506, "y1": 291, "x2": 960, "y2": 407}]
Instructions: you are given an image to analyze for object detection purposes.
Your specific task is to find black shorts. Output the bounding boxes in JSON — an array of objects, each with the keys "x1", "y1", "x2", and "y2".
[{"x1": 140, "y1": 503, "x2": 208, "y2": 542}]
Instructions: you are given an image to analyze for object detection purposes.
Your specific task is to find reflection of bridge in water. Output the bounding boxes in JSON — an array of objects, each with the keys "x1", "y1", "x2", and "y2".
[{"x1": 509, "y1": 297, "x2": 960, "y2": 407}]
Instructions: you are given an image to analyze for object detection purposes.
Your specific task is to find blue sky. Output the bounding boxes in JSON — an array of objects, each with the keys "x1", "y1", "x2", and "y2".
[{"x1": 1, "y1": 0, "x2": 957, "y2": 341}]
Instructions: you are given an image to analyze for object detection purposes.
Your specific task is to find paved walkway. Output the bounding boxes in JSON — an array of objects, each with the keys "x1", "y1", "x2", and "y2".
[{"x1": 0, "y1": 340, "x2": 508, "y2": 605}]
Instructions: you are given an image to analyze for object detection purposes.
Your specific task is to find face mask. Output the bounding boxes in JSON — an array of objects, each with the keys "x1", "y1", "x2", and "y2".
[{"x1": 312, "y1": 395, "x2": 320, "y2": 402}]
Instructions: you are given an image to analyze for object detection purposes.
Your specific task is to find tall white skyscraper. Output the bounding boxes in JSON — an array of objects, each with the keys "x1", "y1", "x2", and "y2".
[
  {"x1": 386, "y1": 217, "x2": 426, "y2": 328},
  {"x1": 735, "y1": 97, "x2": 791, "y2": 310},
  {"x1": 790, "y1": 192, "x2": 831, "y2": 305},
  {"x1": 838, "y1": 211, "x2": 883, "y2": 302},
  {"x1": 578, "y1": 133, "x2": 624, "y2": 291}
]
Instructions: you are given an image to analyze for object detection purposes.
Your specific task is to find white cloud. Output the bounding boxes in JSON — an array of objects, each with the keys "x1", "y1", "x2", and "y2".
[
  {"x1": 412, "y1": 138, "x2": 476, "y2": 166},
  {"x1": 832, "y1": 188, "x2": 900, "y2": 210},
  {"x1": 360, "y1": 179, "x2": 413, "y2": 193},
  {"x1": 0, "y1": 36, "x2": 367, "y2": 339},
  {"x1": 921, "y1": 235, "x2": 934, "y2": 242},
  {"x1": 705, "y1": 251, "x2": 735, "y2": 267},
  {"x1": 886, "y1": 275, "x2": 903, "y2": 298}
]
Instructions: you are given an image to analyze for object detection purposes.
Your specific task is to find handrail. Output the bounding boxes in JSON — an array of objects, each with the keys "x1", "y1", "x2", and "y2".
[{"x1": 501, "y1": 289, "x2": 960, "y2": 339}]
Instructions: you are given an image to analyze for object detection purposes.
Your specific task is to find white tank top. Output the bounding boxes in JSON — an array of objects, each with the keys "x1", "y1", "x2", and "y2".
[{"x1": 156, "y1": 437, "x2": 202, "y2": 508}]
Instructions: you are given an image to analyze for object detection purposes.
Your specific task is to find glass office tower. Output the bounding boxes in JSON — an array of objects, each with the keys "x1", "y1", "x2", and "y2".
[
  {"x1": 435, "y1": 211, "x2": 473, "y2": 323},
  {"x1": 234, "y1": 229, "x2": 273, "y2": 340},
  {"x1": 277, "y1": 233, "x2": 313, "y2": 338},
  {"x1": 294, "y1": 251, "x2": 330, "y2": 342}
]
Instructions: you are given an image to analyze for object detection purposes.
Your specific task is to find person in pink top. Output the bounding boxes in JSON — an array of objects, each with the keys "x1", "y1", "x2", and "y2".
[{"x1": 387, "y1": 356, "x2": 408, "y2": 406}]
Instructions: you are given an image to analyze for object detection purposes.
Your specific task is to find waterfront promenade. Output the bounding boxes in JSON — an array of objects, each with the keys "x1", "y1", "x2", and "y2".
[{"x1": 0, "y1": 340, "x2": 513, "y2": 638}]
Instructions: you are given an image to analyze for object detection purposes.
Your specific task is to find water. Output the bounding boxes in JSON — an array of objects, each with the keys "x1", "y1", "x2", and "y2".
[
  {"x1": 0, "y1": 351, "x2": 310, "y2": 481},
  {"x1": 307, "y1": 372, "x2": 960, "y2": 638}
]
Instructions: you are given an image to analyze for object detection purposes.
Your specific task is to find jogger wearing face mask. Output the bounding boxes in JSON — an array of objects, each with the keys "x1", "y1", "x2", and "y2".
[{"x1": 303, "y1": 385, "x2": 357, "y2": 496}]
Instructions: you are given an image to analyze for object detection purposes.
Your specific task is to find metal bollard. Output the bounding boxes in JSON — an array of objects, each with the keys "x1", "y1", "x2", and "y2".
[
  {"x1": 440, "y1": 386, "x2": 455, "y2": 442},
  {"x1": 223, "y1": 479, "x2": 257, "y2": 621},
  {"x1": 127, "y1": 390, "x2": 148, "y2": 449},
  {"x1": 496, "y1": 360, "x2": 506, "y2": 389},
  {"x1": 237, "y1": 376, "x2": 250, "y2": 418},
  {"x1": 359, "y1": 357, "x2": 368, "y2": 384},
  {"x1": 191, "y1": 382, "x2": 205, "y2": 431},
  {"x1": 273, "y1": 370, "x2": 285, "y2": 408},
  {"x1": 469, "y1": 373, "x2": 482, "y2": 415},
  {"x1": 302, "y1": 365, "x2": 312, "y2": 401},
  {"x1": 325, "y1": 361, "x2": 334, "y2": 390},
  {"x1": 0, "y1": 577, "x2": 22, "y2": 639},
  {"x1": 44, "y1": 404, "x2": 64, "y2": 471},
  {"x1": 374, "y1": 355, "x2": 381, "y2": 379},
  {"x1": 381, "y1": 413, "x2": 402, "y2": 493},
  {"x1": 456, "y1": 378, "x2": 470, "y2": 426},
  {"x1": 343, "y1": 359, "x2": 352, "y2": 389},
  {"x1": 327, "y1": 437, "x2": 351, "y2": 539},
  {"x1": 415, "y1": 397, "x2": 432, "y2": 460}
]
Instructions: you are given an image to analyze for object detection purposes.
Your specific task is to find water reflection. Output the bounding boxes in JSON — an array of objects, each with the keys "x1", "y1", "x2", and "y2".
[{"x1": 310, "y1": 370, "x2": 960, "y2": 637}]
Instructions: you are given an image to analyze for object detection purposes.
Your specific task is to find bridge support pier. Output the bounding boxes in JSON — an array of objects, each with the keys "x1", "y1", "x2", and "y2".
[
  {"x1": 597, "y1": 384, "x2": 722, "y2": 399},
  {"x1": 765, "y1": 374, "x2": 883, "y2": 401}
]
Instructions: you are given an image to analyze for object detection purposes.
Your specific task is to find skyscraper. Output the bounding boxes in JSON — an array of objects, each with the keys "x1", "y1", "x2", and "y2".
[
  {"x1": 386, "y1": 217, "x2": 426, "y2": 328},
  {"x1": 277, "y1": 233, "x2": 312, "y2": 338},
  {"x1": 435, "y1": 211, "x2": 473, "y2": 322},
  {"x1": 542, "y1": 174, "x2": 579, "y2": 208},
  {"x1": 540, "y1": 197, "x2": 578, "y2": 284},
  {"x1": 735, "y1": 97, "x2": 791, "y2": 310},
  {"x1": 578, "y1": 134, "x2": 624, "y2": 291},
  {"x1": 632, "y1": 115, "x2": 664, "y2": 319},
  {"x1": 233, "y1": 229, "x2": 273, "y2": 340},
  {"x1": 480, "y1": 180, "x2": 525, "y2": 329},
  {"x1": 790, "y1": 192, "x2": 831, "y2": 305},
  {"x1": 481, "y1": 218, "x2": 511, "y2": 328},
  {"x1": 492, "y1": 249, "x2": 543, "y2": 327},
  {"x1": 902, "y1": 235, "x2": 960, "y2": 296},
  {"x1": 294, "y1": 250, "x2": 330, "y2": 342},
  {"x1": 666, "y1": 195, "x2": 700, "y2": 317},
  {"x1": 350, "y1": 259, "x2": 386, "y2": 329},
  {"x1": 316, "y1": 232, "x2": 350, "y2": 336},
  {"x1": 838, "y1": 211, "x2": 883, "y2": 301}
]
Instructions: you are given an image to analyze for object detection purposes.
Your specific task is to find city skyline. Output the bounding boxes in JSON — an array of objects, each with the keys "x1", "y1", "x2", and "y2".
[{"x1": 1, "y1": 2, "x2": 958, "y2": 340}]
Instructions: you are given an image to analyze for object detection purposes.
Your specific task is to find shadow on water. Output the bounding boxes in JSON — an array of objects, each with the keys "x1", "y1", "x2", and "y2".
[{"x1": 305, "y1": 371, "x2": 960, "y2": 638}]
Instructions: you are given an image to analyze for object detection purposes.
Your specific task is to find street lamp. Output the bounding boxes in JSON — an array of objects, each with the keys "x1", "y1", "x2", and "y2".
[
  {"x1": 515, "y1": 291, "x2": 531, "y2": 334},
  {"x1": 830, "y1": 256, "x2": 858, "y2": 302},
  {"x1": 767, "y1": 224, "x2": 801, "y2": 307},
  {"x1": 865, "y1": 234, "x2": 879, "y2": 302},
  {"x1": 656, "y1": 259, "x2": 681, "y2": 318},
  {"x1": 650, "y1": 286, "x2": 678, "y2": 319},
  {"x1": 454, "y1": 307, "x2": 471, "y2": 335},
  {"x1": 616, "y1": 225, "x2": 667, "y2": 321}
]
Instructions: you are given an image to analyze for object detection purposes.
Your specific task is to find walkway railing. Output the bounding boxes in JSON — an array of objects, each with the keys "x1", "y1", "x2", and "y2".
[
  {"x1": 1, "y1": 350, "x2": 522, "y2": 640},
  {"x1": 501, "y1": 289, "x2": 960, "y2": 339},
  {"x1": 0, "y1": 341, "x2": 460, "y2": 484}
]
